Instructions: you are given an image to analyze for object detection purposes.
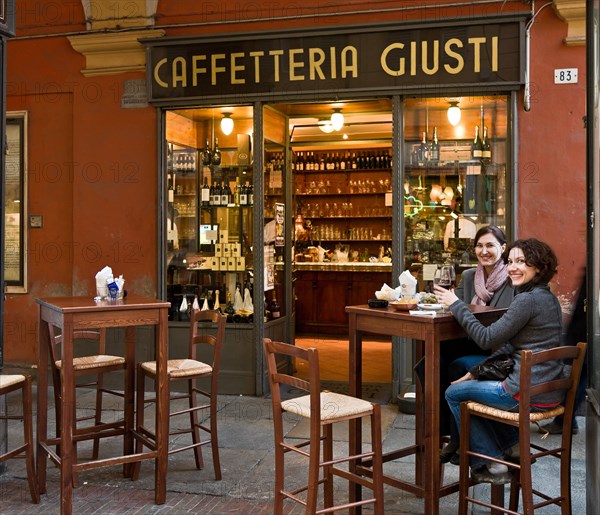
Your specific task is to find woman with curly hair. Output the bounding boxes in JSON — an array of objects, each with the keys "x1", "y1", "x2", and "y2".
[{"x1": 434, "y1": 238, "x2": 564, "y2": 485}]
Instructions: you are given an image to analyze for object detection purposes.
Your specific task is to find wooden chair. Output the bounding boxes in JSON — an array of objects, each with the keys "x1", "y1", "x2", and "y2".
[
  {"x1": 263, "y1": 338, "x2": 384, "y2": 514},
  {"x1": 0, "y1": 374, "x2": 40, "y2": 504},
  {"x1": 458, "y1": 342, "x2": 587, "y2": 515},
  {"x1": 132, "y1": 309, "x2": 226, "y2": 480},
  {"x1": 47, "y1": 326, "x2": 126, "y2": 461}
]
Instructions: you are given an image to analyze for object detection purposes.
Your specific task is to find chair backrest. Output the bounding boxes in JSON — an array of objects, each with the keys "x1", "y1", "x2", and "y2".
[
  {"x1": 518, "y1": 342, "x2": 587, "y2": 418},
  {"x1": 47, "y1": 325, "x2": 106, "y2": 364},
  {"x1": 189, "y1": 309, "x2": 227, "y2": 371},
  {"x1": 263, "y1": 338, "x2": 321, "y2": 417}
]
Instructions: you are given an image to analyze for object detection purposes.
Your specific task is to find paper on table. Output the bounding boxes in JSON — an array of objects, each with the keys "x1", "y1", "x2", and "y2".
[{"x1": 409, "y1": 310, "x2": 436, "y2": 316}]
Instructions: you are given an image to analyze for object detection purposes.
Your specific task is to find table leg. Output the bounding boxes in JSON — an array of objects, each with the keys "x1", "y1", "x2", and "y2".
[
  {"x1": 154, "y1": 309, "x2": 169, "y2": 504},
  {"x1": 123, "y1": 326, "x2": 136, "y2": 477},
  {"x1": 60, "y1": 320, "x2": 75, "y2": 515},
  {"x1": 423, "y1": 328, "x2": 441, "y2": 515},
  {"x1": 348, "y1": 313, "x2": 363, "y2": 513},
  {"x1": 37, "y1": 315, "x2": 50, "y2": 494}
]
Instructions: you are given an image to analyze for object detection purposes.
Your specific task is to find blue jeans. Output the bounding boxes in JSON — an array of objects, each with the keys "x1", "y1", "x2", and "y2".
[{"x1": 445, "y1": 380, "x2": 520, "y2": 469}]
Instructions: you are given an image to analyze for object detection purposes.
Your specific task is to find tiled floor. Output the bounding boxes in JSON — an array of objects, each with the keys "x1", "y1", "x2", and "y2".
[{"x1": 294, "y1": 335, "x2": 392, "y2": 383}]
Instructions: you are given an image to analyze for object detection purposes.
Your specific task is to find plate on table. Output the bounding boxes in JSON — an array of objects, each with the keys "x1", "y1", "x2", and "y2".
[{"x1": 418, "y1": 303, "x2": 444, "y2": 311}]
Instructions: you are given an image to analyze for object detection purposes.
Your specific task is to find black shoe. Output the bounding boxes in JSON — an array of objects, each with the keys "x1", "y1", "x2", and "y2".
[
  {"x1": 538, "y1": 419, "x2": 579, "y2": 435},
  {"x1": 450, "y1": 452, "x2": 460, "y2": 466},
  {"x1": 470, "y1": 465, "x2": 512, "y2": 485},
  {"x1": 440, "y1": 441, "x2": 459, "y2": 464}
]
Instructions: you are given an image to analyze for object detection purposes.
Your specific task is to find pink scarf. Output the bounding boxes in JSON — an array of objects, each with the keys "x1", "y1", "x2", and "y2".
[{"x1": 471, "y1": 260, "x2": 508, "y2": 305}]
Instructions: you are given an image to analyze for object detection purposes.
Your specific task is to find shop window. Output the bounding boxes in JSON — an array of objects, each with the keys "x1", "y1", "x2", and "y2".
[
  {"x1": 4, "y1": 112, "x2": 27, "y2": 293},
  {"x1": 165, "y1": 106, "x2": 254, "y2": 323},
  {"x1": 403, "y1": 96, "x2": 509, "y2": 290}
]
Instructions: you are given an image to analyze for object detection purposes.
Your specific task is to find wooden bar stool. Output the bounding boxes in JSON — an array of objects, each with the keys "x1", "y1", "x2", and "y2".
[
  {"x1": 47, "y1": 326, "x2": 127, "y2": 461},
  {"x1": 132, "y1": 309, "x2": 227, "y2": 480},
  {"x1": 263, "y1": 338, "x2": 384, "y2": 514},
  {"x1": 0, "y1": 374, "x2": 40, "y2": 504},
  {"x1": 458, "y1": 342, "x2": 587, "y2": 515}
]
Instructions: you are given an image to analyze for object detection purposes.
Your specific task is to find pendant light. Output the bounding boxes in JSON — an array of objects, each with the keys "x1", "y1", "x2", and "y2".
[
  {"x1": 330, "y1": 108, "x2": 344, "y2": 131},
  {"x1": 447, "y1": 101, "x2": 461, "y2": 126},
  {"x1": 221, "y1": 112, "x2": 234, "y2": 135}
]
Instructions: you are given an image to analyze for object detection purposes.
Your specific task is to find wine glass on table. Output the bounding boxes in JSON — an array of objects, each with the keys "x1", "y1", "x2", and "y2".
[{"x1": 436, "y1": 266, "x2": 453, "y2": 312}]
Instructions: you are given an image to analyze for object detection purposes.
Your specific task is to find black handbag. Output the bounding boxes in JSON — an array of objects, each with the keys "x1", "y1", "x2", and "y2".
[{"x1": 469, "y1": 353, "x2": 515, "y2": 381}]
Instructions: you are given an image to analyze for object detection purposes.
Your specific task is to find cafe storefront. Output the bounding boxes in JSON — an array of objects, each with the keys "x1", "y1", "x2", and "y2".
[{"x1": 143, "y1": 17, "x2": 525, "y2": 396}]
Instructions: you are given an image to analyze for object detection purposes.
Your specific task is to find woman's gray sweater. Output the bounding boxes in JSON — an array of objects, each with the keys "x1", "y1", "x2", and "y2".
[{"x1": 450, "y1": 284, "x2": 564, "y2": 404}]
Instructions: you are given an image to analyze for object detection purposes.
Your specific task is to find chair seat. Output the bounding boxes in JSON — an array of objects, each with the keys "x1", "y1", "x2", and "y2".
[
  {"x1": 140, "y1": 358, "x2": 213, "y2": 378},
  {"x1": 0, "y1": 374, "x2": 26, "y2": 389},
  {"x1": 56, "y1": 355, "x2": 126, "y2": 371},
  {"x1": 465, "y1": 401, "x2": 565, "y2": 423},
  {"x1": 282, "y1": 391, "x2": 374, "y2": 422}
]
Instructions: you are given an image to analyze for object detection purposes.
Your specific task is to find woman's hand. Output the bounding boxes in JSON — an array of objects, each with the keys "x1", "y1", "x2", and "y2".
[
  {"x1": 433, "y1": 284, "x2": 459, "y2": 308},
  {"x1": 451, "y1": 371, "x2": 474, "y2": 384}
]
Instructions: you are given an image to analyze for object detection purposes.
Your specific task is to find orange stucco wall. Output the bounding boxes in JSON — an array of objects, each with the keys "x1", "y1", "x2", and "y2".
[{"x1": 3, "y1": 0, "x2": 587, "y2": 365}]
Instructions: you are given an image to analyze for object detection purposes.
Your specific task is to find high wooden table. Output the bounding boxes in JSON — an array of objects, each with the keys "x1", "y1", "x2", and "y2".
[
  {"x1": 36, "y1": 294, "x2": 170, "y2": 515},
  {"x1": 346, "y1": 304, "x2": 506, "y2": 515}
]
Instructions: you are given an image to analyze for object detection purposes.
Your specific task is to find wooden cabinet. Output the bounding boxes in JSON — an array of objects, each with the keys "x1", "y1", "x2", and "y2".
[{"x1": 294, "y1": 269, "x2": 391, "y2": 335}]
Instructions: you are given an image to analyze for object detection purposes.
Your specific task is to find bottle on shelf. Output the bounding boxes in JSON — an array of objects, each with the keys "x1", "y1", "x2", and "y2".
[
  {"x1": 201, "y1": 177, "x2": 210, "y2": 206},
  {"x1": 233, "y1": 177, "x2": 241, "y2": 205},
  {"x1": 471, "y1": 125, "x2": 483, "y2": 160},
  {"x1": 481, "y1": 126, "x2": 492, "y2": 163},
  {"x1": 430, "y1": 127, "x2": 440, "y2": 162},
  {"x1": 240, "y1": 181, "x2": 248, "y2": 205},
  {"x1": 168, "y1": 174, "x2": 174, "y2": 204},
  {"x1": 212, "y1": 138, "x2": 222, "y2": 166},
  {"x1": 202, "y1": 138, "x2": 212, "y2": 166},
  {"x1": 214, "y1": 289, "x2": 222, "y2": 313},
  {"x1": 220, "y1": 181, "x2": 230, "y2": 206},
  {"x1": 248, "y1": 182, "x2": 254, "y2": 205},
  {"x1": 418, "y1": 131, "x2": 430, "y2": 163},
  {"x1": 270, "y1": 292, "x2": 281, "y2": 319},
  {"x1": 211, "y1": 181, "x2": 219, "y2": 205}
]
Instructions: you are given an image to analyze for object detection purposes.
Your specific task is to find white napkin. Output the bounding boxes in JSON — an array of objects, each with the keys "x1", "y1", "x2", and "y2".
[
  {"x1": 95, "y1": 266, "x2": 113, "y2": 297},
  {"x1": 242, "y1": 288, "x2": 254, "y2": 313},
  {"x1": 375, "y1": 283, "x2": 401, "y2": 301},
  {"x1": 233, "y1": 287, "x2": 244, "y2": 311},
  {"x1": 409, "y1": 310, "x2": 436, "y2": 316},
  {"x1": 399, "y1": 270, "x2": 417, "y2": 298}
]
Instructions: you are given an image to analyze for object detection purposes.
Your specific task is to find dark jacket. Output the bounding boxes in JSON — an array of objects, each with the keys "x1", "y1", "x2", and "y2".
[{"x1": 454, "y1": 267, "x2": 514, "y2": 308}]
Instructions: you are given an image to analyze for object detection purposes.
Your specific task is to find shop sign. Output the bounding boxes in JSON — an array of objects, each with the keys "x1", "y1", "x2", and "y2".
[{"x1": 145, "y1": 18, "x2": 524, "y2": 103}]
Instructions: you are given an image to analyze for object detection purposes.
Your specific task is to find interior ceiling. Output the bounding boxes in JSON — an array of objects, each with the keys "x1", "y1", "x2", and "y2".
[{"x1": 172, "y1": 95, "x2": 507, "y2": 145}]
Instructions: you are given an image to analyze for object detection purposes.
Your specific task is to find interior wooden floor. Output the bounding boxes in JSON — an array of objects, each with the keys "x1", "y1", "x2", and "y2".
[{"x1": 294, "y1": 335, "x2": 392, "y2": 383}]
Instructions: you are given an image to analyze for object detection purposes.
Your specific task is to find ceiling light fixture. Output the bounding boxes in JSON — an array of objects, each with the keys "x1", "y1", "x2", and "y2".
[
  {"x1": 220, "y1": 112, "x2": 234, "y2": 135},
  {"x1": 331, "y1": 108, "x2": 344, "y2": 131},
  {"x1": 318, "y1": 119, "x2": 334, "y2": 133},
  {"x1": 447, "y1": 101, "x2": 461, "y2": 126}
]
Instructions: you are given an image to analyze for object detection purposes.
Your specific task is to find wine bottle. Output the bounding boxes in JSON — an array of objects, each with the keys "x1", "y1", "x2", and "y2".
[
  {"x1": 220, "y1": 181, "x2": 229, "y2": 206},
  {"x1": 202, "y1": 138, "x2": 212, "y2": 166},
  {"x1": 481, "y1": 126, "x2": 492, "y2": 163},
  {"x1": 419, "y1": 131, "x2": 430, "y2": 163},
  {"x1": 248, "y1": 182, "x2": 254, "y2": 205},
  {"x1": 430, "y1": 127, "x2": 440, "y2": 162},
  {"x1": 270, "y1": 293, "x2": 281, "y2": 319},
  {"x1": 212, "y1": 137, "x2": 222, "y2": 165},
  {"x1": 212, "y1": 181, "x2": 221, "y2": 205},
  {"x1": 240, "y1": 181, "x2": 248, "y2": 205},
  {"x1": 472, "y1": 125, "x2": 483, "y2": 159},
  {"x1": 201, "y1": 177, "x2": 210, "y2": 206},
  {"x1": 233, "y1": 177, "x2": 241, "y2": 206},
  {"x1": 168, "y1": 174, "x2": 174, "y2": 204}
]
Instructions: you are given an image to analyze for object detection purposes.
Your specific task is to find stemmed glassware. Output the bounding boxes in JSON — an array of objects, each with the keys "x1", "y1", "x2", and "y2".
[{"x1": 434, "y1": 265, "x2": 453, "y2": 312}]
